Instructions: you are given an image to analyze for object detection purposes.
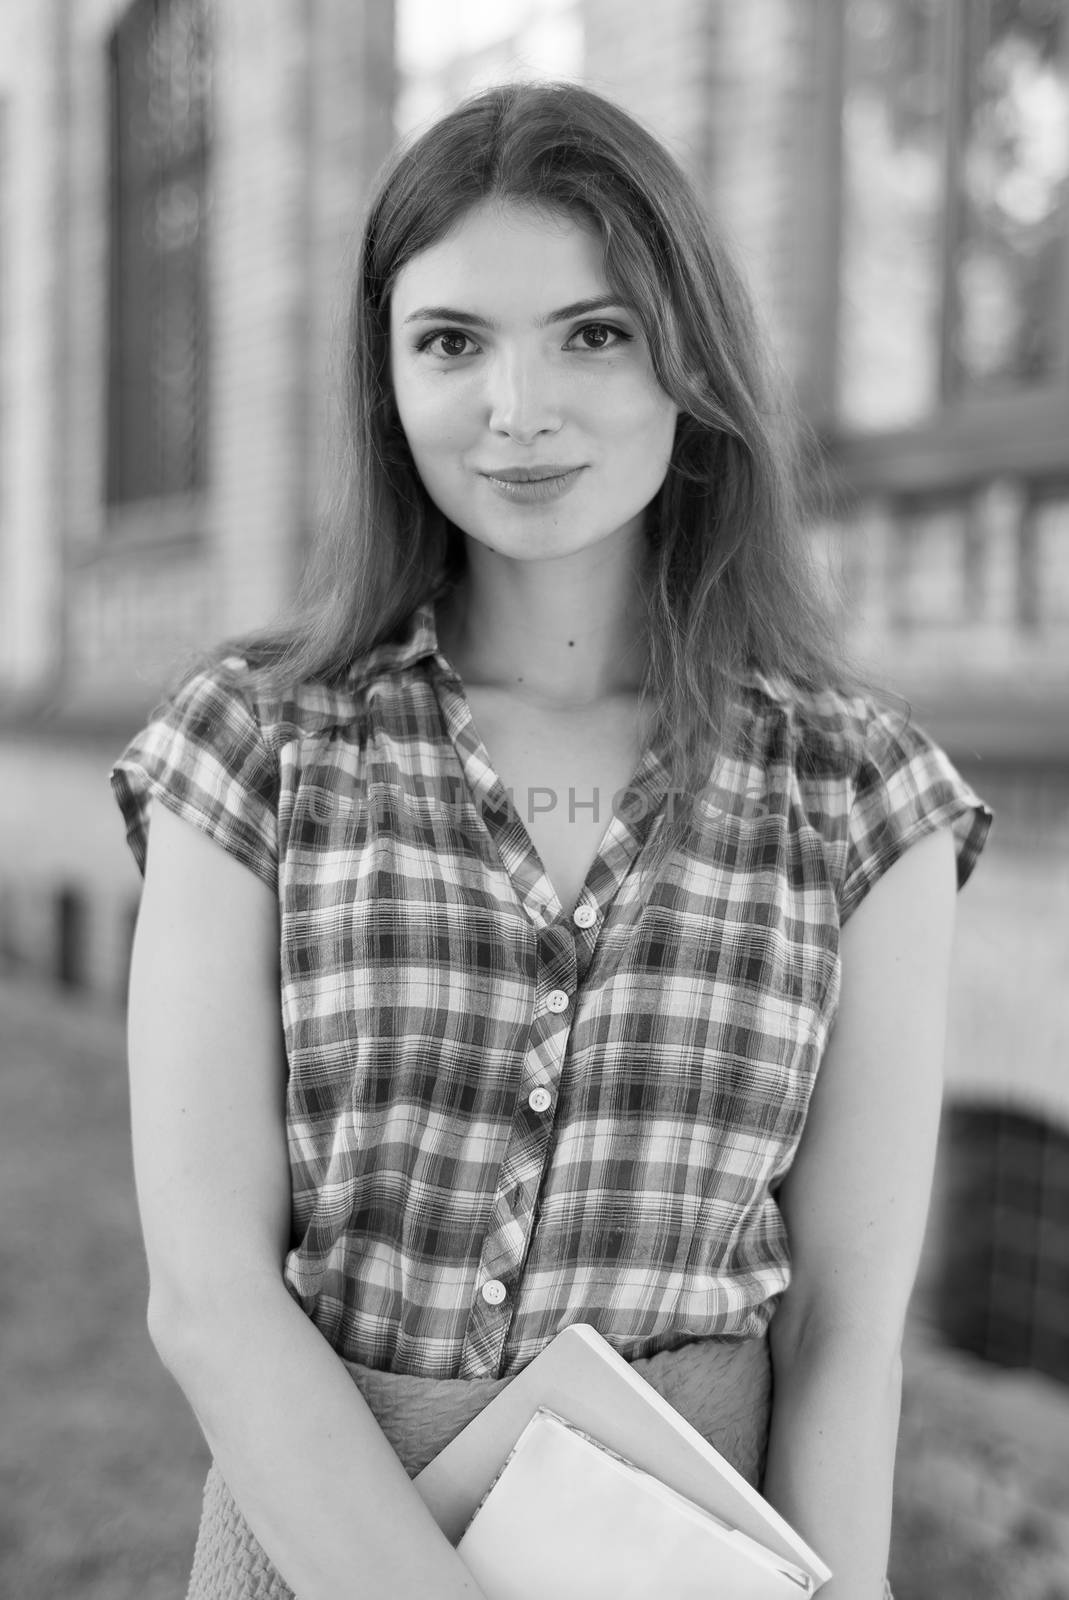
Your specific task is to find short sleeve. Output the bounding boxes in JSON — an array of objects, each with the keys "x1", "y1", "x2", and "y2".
[
  {"x1": 840, "y1": 703, "x2": 993, "y2": 924},
  {"x1": 109, "y1": 661, "x2": 279, "y2": 893}
]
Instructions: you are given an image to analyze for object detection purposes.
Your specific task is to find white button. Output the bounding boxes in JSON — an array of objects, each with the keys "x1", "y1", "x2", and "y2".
[
  {"x1": 528, "y1": 1086, "x2": 553, "y2": 1114},
  {"x1": 572, "y1": 904, "x2": 597, "y2": 929},
  {"x1": 481, "y1": 1278, "x2": 507, "y2": 1306},
  {"x1": 545, "y1": 989, "x2": 570, "y2": 1014}
]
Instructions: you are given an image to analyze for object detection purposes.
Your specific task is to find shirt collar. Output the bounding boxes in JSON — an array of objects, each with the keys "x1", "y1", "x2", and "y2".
[
  {"x1": 347, "y1": 599, "x2": 445, "y2": 688},
  {"x1": 354, "y1": 601, "x2": 771, "y2": 716}
]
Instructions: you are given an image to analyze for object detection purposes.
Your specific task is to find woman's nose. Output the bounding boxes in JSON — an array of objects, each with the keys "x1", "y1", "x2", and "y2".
[{"x1": 486, "y1": 350, "x2": 562, "y2": 442}]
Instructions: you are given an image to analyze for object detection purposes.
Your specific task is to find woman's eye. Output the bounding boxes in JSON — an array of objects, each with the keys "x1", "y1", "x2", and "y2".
[
  {"x1": 569, "y1": 322, "x2": 631, "y2": 351},
  {"x1": 419, "y1": 330, "x2": 476, "y2": 359}
]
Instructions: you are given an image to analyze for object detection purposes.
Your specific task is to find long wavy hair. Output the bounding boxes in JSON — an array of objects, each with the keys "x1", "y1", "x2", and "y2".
[{"x1": 195, "y1": 80, "x2": 859, "y2": 869}]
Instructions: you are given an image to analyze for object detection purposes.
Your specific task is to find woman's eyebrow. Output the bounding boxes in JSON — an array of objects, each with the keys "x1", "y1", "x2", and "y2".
[{"x1": 401, "y1": 294, "x2": 633, "y2": 330}]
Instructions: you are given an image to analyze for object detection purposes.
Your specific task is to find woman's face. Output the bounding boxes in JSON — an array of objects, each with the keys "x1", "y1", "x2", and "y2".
[{"x1": 388, "y1": 200, "x2": 679, "y2": 566}]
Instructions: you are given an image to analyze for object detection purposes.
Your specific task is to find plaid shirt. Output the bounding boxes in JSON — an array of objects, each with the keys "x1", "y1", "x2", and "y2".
[{"x1": 111, "y1": 604, "x2": 991, "y2": 1380}]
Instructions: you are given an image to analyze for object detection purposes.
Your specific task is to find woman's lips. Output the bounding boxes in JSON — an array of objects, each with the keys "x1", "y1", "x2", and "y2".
[{"x1": 480, "y1": 466, "x2": 587, "y2": 503}]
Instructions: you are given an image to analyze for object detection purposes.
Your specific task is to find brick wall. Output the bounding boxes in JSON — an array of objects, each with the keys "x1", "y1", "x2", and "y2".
[
  {"x1": 0, "y1": 0, "x2": 395, "y2": 712},
  {"x1": 0, "y1": 0, "x2": 395, "y2": 997},
  {"x1": 205, "y1": 0, "x2": 392, "y2": 642}
]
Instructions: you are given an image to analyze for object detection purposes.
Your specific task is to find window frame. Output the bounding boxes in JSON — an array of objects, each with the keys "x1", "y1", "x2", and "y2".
[
  {"x1": 105, "y1": 0, "x2": 212, "y2": 512},
  {"x1": 814, "y1": 0, "x2": 1069, "y2": 497}
]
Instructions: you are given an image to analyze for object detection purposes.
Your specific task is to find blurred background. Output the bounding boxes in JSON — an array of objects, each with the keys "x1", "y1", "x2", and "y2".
[{"x1": 0, "y1": 1, "x2": 1066, "y2": 1596}]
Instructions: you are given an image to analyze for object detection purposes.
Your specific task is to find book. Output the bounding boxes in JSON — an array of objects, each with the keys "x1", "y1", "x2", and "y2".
[
  {"x1": 414, "y1": 1323, "x2": 830, "y2": 1592},
  {"x1": 456, "y1": 1406, "x2": 815, "y2": 1599}
]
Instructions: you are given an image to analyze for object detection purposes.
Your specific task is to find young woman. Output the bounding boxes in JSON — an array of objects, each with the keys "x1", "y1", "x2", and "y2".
[{"x1": 111, "y1": 82, "x2": 991, "y2": 1600}]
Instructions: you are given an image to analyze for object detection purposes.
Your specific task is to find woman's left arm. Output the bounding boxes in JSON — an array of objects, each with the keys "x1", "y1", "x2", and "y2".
[{"x1": 763, "y1": 826, "x2": 959, "y2": 1600}]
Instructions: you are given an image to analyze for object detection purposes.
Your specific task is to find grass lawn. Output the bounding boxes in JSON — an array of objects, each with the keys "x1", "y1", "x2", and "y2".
[{"x1": 1, "y1": 981, "x2": 206, "y2": 1600}]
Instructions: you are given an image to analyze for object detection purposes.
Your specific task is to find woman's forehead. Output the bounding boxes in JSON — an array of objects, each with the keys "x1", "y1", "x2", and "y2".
[{"x1": 389, "y1": 200, "x2": 613, "y2": 322}]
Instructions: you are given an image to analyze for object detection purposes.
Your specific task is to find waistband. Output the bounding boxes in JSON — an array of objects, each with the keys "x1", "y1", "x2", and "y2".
[{"x1": 345, "y1": 1331, "x2": 772, "y2": 1481}]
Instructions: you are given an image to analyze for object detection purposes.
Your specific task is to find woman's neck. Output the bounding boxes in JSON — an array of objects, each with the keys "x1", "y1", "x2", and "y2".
[{"x1": 437, "y1": 537, "x2": 650, "y2": 708}]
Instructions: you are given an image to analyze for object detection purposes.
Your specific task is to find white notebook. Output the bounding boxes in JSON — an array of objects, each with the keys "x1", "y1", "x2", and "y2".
[
  {"x1": 457, "y1": 1408, "x2": 813, "y2": 1600},
  {"x1": 415, "y1": 1323, "x2": 829, "y2": 1592}
]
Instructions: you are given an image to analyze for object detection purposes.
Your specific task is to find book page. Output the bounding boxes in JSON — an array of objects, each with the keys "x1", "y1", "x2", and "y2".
[{"x1": 457, "y1": 1409, "x2": 814, "y2": 1600}]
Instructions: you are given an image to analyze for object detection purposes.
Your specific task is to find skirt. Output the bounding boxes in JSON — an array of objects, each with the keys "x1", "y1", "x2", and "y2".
[{"x1": 186, "y1": 1332, "x2": 773, "y2": 1599}]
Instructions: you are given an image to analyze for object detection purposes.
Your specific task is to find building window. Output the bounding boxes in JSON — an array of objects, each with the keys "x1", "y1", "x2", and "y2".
[
  {"x1": 834, "y1": 0, "x2": 1069, "y2": 452},
  {"x1": 107, "y1": 0, "x2": 212, "y2": 507}
]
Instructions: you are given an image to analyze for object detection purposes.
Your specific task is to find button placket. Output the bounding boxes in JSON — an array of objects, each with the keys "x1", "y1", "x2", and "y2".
[
  {"x1": 536, "y1": 922, "x2": 578, "y2": 1002},
  {"x1": 461, "y1": 918, "x2": 579, "y2": 1378},
  {"x1": 460, "y1": 1287, "x2": 514, "y2": 1376}
]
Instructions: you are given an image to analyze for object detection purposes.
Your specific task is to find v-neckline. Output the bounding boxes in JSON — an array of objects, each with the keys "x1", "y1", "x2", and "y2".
[{"x1": 430, "y1": 662, "x2": 668, "y2": 926}]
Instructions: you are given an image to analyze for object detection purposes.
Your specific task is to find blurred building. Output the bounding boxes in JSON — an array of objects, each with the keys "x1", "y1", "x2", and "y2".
[{"x1": 1, "y1": 0, "x2": 1067, "y2": 1386}]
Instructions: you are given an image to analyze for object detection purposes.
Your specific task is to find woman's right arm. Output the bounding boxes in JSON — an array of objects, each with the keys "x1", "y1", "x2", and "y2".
[{"x1": 128, "y1": 802, "x2": 488, "y2": 1600}]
